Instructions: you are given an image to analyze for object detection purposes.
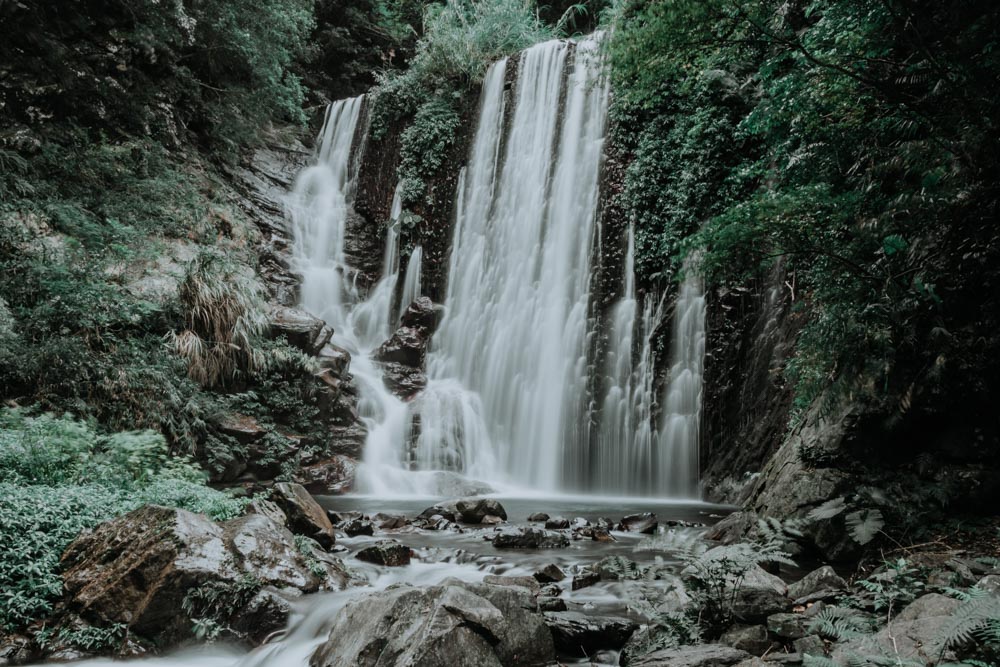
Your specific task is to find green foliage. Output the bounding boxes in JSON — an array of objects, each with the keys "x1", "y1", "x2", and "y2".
[
  {"x1": 808, "y1": 606, "x2": 876, "y2": 642},
  {"x1": 398, "y1": 97, "x2": 463, "y2": 204},
  {"x1": 856, "y1": 559, "x2": 925, "y2": 615},
  {"x1": 1, "y1": 0, "x2": 313, "y2": 154},
  {"x1": 0, "y1": 410, "x2": 246, "y2": 631},
  {"x1": 36, "y1": 623, "x2": 129, "y2": 653},
  {"x1": 167, "y1": 251, "x2": 269, "y2": 389},
  {"x1": 609, "y1": 0, "x2": 1000, "y2": 411},
  {"x1": 636, "y1": 518, "x2": 802, "y2": 630},
  {"x1": 369, "y1": 0, "x2": 553, "y2": 204},
  {"x1": 181, "y1": 574, "x2": 262, "y2": 641},
  {"x1": 936, "y1": 587, "x2": 1000, "y2": 659}
]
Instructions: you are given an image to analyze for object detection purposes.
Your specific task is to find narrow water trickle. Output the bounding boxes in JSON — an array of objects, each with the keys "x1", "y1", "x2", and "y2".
[
  {"x1": 595, "y1": 225, "x2": 666, "y2": 495},
  {"x1": 657, "y1": 260, "x2": 707, "y2": 498}
]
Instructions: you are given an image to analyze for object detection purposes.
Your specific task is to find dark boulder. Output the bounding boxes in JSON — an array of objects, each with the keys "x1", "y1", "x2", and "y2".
[
  {"x1": 543, "y1": 611, "x2": 638, "y2": 657},
  {"x1": 492, "y1": 528, "x2": 569, "y2": 549},
  {"x1": 356, "y1": 540, "x2": 412, "y2": 566},
  {"x1": 527, "y1": 512, "x2": 550, "y2": 522},
  {"x1": 343, "y1": 518, "x2": 375, "y2": 537},
  {"x1": 571, "y1": 571, "x2": 601, "y2": 590},
  {"x1": 545, "y1": 516, "x2": 570, "y2": 529},
  {"x1": 400, "y1": 296, "x2": 442, "y2": 332},
  {"x1": 618, "y1": 512, "x2": 658, "y2": 534},
  {"x1": 270, "y1": 482, "x2": 336, "y2": 549},
  {"x1": 534, "y1": 564, "x2": 566, "y2": 583},
  {"x1": 456, "y1": 497, "x2": 508, "y2": 523},
  {"x1": 375, "y1": 326, "x2": 427, "y2": 367},
  {"x1": 379, "y1": 362, "x2": 428, "y2": 400}
]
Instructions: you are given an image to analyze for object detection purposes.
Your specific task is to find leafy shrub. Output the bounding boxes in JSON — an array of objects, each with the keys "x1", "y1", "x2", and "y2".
[
  {"x1": 608, "y1": 0, "x2": 1000, "y2": 415},
  {"x1": 0, "y1": 410, "x2": 246, "y2": 631},
  {"x1": 167, "y1": 251, "x2": 269, "y2": 389},
  {"x1": 398, "y1": 97, "x2": 463, "y2": 204}
]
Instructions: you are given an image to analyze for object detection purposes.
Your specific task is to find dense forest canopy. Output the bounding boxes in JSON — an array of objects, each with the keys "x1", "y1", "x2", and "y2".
[{"x1": 1, "y1": 0, "x2": 999, "y2": 664}]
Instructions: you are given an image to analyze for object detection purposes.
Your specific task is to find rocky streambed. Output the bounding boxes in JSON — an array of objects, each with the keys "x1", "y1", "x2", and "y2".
[{"x1": 10, "y1": 487, "x2": 999, "y2": 667}]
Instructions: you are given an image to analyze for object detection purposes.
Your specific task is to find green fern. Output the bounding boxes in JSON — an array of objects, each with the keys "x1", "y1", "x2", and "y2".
[
  {"x1": 808, "y1": 606, "x2": 875, "y2": 641},
  {"x1": 935, "y1": 587, "x2": 1000, "y2": 651}
]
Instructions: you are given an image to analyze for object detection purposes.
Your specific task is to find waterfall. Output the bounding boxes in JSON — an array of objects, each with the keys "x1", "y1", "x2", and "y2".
[
  {"x1": 290, "y1": 96, "x2": 365, "y2": 326},
  {"x1": 657, "y1": 260, "x2": 707, "y2": 498},
  {"x1": 418, "y1": 37, "x2": 610, "y2": 491},
  {"x1": 288, "y1": 97, "x2": 418, "y2": 497},
  {"x1": 398, "y1": 245, "x2": 422, "y2": 318},
  {"x1": 289, "y1": 38, "x2": 705, "y2": 498},
  {"x1": 595, "y1": 225, "x2": 666, "y2": 495}
]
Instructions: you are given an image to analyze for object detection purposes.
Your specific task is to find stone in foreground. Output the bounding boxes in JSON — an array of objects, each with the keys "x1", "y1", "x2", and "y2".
[
  {"x1": 492, "y1": 527, "x2": 570, "y2": 549},
  {"x1": 59, "y1": 506, "x2": 347, "y2": 650},
  {"x1": 543, "y1": 611, "x2": 638, "y2": 657},
  {"x1": 625, "y1": 644, "x2": 750, "y2": 667},
  {"x1": 310, "y1": 579, "x2": 554, "y2": 667},
  {"x1": 355, "y1": 539, "x2": 412, "y2": 566}
]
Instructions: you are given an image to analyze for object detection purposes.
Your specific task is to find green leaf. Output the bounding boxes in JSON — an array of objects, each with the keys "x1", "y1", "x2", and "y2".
[
  {"x1": 846, "y1": 509, "x2": 884, "y2": 545},
  {"x1": 882, "y1": 234, "x2": 908, "y2": 256},
  {"x1": 807, "y1": 496, "x2": 847, "y2": 521}
]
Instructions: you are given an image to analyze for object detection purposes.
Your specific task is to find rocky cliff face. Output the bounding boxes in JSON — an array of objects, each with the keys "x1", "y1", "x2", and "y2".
[{"x1": 700, "y1": 265, "x2": 802, "y2": 504}]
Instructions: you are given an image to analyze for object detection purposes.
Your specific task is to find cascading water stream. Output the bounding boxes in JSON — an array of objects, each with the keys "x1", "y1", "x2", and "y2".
[
  {"x1": 417, "y1": 37, "x2": 610, "y2": 491},
  {"x1": 398, "y1": 245, "x2": 422, "y2": 321},
  {"x1": 595, "y1": 225, "x2": 666, "y2": 495},
  {"x1": 657, "y1": 260, "x2": 707, "y2": 498}
]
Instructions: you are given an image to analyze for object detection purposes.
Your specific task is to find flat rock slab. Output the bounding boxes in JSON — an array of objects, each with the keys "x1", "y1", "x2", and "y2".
[
  {"x1": 544, "y1": 611, "x2": 638, "y2": 657},
  {"x1": 626, "y1": 644, "x2": 750, "y2": 667}
]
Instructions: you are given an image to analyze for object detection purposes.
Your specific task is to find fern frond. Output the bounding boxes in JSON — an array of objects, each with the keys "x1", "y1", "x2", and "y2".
[
  {"x1": 934, "y1": 590, "x2": 1000, "y2": 650},
  {"x1": 808, "y1": 496, "x2": 848, "y2": 521},
  {"x1": 808, "y1": 606, "x2": 874, "y2": 641}
]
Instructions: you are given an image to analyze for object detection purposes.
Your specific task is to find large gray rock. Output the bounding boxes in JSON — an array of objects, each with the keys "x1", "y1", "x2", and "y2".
[
  {"x1": 690, "y1": 549, "x2": 790, "y2": 623},
  {"x1": 543, "y1": 611, "x2": 637, "y2": 657},
  {"x1": 270, "y1": 482, "x2": 336, "y2": 549},
  {"x1": 456, "y1": 497, "x2": 508, "y2": 523},
  {"x1": 492, "y1": 527, "x2": 570, "y2": 549},
  {"x1": 268, "y1": 305, "x2": 332, "y2": 355},
  {"x1": 788, "y1": 565, "x2": 848, "y2": 601},
  {"x1": 58, "y1": 506, "x2": 347, "y2": 650},
  {"x1": 625, "y1": 643, "x2": 750, "y2": 667},
  {"x1": 719, "y1": 624, "x2": 774, "y2": 655},
  {"x1": 310, "y1": 580, "x2": 554, "y2": 667},
  {"x1": 832, "y1": 593, "x2": 962, "y2": 666},
  {"x1": 733, "y1": 565, "x2": 791, "y2": 622}
]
